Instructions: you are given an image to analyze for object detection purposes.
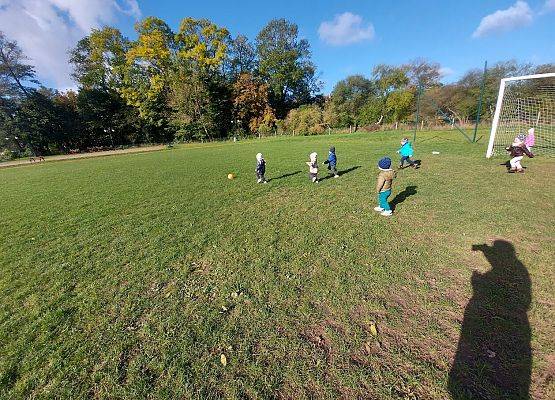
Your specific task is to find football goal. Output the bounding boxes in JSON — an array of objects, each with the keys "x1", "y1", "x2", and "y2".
[{"x1": 486, "y1": 72, "x2": 555, "y2": 158}]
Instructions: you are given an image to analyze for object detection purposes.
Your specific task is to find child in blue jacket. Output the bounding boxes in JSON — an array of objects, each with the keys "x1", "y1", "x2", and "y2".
[
  {"x1": 323, "y1": 146, "x2": 339, "y2": 178},
  {"x1": 397, "y1": 138, "x2": 417, "y2": 169}
]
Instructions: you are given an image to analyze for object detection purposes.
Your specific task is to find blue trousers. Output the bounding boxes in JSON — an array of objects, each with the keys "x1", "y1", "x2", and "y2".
[{"x1": 378, "y1": 189, "x2": 392, "y2": 211}]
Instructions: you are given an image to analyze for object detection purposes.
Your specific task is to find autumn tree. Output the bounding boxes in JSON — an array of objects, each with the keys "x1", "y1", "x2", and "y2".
[
  {"x1": 120, "y1": 17, "x2": 174, "y2": 134},
  {"x1": 232, "y1": 73, "x2": 275, "y2": 134},
  {"x1": 168, "y1": 18, "x2": 231, "y2": 140}
]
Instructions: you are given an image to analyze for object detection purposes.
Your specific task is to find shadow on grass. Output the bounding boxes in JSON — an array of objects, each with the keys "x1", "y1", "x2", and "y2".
[
  {"x1": 390, "y1": 185, "x2": 417, "y2": 211},
  {"x1": 500, "y1": 161, "x2": 527, "y2": 171},
  {"x1": 448, "y1": 240, "x2": 531, "y2": 399},
  {"x1": 320, "y1": 165, "x2": 361, "y2": 181},
  {"x1": 268, "y1": 170, "x2": 301, "y2": 182}
]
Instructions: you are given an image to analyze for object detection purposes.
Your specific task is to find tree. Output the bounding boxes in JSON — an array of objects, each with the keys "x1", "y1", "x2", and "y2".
[
  {"x1": 371, "y1": 64, "x2": 410, "y2": 123},
  {"x1": 77, "y1": 88, "x2": 144, "y2": 148},
  {"x1": 15, "y1": 89, "x2": 63, "y2": 155},
  {"x1": 226, "y1": 35, "x2": 257, "y2": 79},
  {"x1": 404, "y1": 58, "x2": 441, "y2": 89},
  {"x1": 175, "y1": 18, "x2": 230, "y2": 71},
  {"x1": 69, "y1": 27, "x2": 129, "y2": 90},
  {"x1": 285, "y1": 104, "x2": 324, "y2": 135},
  {"x1": 169, "y1": 70, "x2": 231, "y2": 141},
  {"x1": 256, "y1": 19, "x2": 319, "y2": 118},
  {"x1": 167, "y1": 18, "x2": 232, "y2": 141},
  {"x1": 120, "y1": 17, "x2": 174, "y2": 131},
  {"x1": 385, "y1": 88, "x2": 415, "y2": 124},
  {"x1": 232, "y1": 73, "x2": 274, "y2": 134},
  {"x1": 330, "y1": 75, "x2": 375, "y2": 130},
  {"x1": 1, "y1": 31, "x2": 40, "y2": 154},
  {"x1": 0, "y1": 31, "x2": 39, "y2": 98}
]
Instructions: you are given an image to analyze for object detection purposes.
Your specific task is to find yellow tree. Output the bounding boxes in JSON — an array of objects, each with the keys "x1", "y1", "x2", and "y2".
[
  {"x1": 169, "y1": 18, "x2": 231, "y2": 140},
  {"x1": 120, "y1": 17, "x2": 174, "y2": 127},
  {"x1": 175, "y1": 18, "x2": 229, "y2": 70}
]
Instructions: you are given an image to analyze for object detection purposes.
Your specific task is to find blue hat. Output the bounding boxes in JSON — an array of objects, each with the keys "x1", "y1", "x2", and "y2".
[{"x1": 378, "y1": 157, "x2": 392, "y2": 170}]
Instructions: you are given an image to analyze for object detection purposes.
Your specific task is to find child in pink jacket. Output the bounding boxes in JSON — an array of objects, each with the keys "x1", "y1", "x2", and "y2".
[{"x1": 524, "y1": 128, "x2": 535, "y2": 151}]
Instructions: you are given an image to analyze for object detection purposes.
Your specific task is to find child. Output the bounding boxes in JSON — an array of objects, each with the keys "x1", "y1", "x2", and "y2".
[
  {"x1": 374, "y1": 157, "x2": 397, "y2": 216},
  {"x1": 397, "y1": 138, "x2": 417, "y2": 169},
  {"x1": 524, "y1": 128, "x2": 535, "y2": 151},
  {"x1": 323, "y1": 146, "x2": 339, "y2": 178},
  {"x1": 306, "y1": 152, "x2": 319, "y2": 183},
  {"x1": 506, "y1": 135, "x2": 534, "y2": 173},
  {"x1": 255, "y1": 153, "x2": 267, "y2": 183}
]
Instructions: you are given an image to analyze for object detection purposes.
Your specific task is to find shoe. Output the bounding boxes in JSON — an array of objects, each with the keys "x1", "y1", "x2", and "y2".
[
  {"x1": 257, "y1": 178, "x2": 262, "y2": 183},
  {"x1": 334, "y1": 174, "x2": 339, "y2": 178},
  {"x1": 508, "y1": 169, "x2": 516, "y2": 173},
  {"x1": 517, "y1": 169, "x2": 525, "y2": 173},
  {"x1": 374, "y1": 207, "x2": 384, "y2": 212},
  {"x1": 380, "y1": 210, "x2": 392, "y2": 216},
  {"x1": 263, "y1": 180, "x2": 268, "y2": 183}
]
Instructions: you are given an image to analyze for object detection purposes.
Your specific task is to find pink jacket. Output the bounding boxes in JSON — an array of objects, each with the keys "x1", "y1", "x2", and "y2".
[{"x1": 525, "y1": 129, "x2": 535, "y2": 147}]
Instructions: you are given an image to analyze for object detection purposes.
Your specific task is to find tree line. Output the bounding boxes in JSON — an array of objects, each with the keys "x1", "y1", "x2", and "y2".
[{"x1": 1, "y1": 17, "x2": 553, "y2": 160}]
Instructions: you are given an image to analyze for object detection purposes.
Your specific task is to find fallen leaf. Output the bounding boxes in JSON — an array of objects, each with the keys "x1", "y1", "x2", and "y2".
[
  {"x1": 369, "y1": 323, "x2": 378, "y2": 337},
  {"x1": 220, "y1": 354, "x2": 227, "y2": 366}
]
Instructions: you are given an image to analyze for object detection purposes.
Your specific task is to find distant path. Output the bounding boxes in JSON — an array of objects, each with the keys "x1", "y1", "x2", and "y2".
[{"x1": 0, "y1": 145, "x2": 167, "y2": 169}]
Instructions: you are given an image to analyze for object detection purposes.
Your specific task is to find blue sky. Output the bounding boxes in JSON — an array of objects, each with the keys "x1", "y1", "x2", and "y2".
[{"x1": 1, "y1": 0, "x2": 553, "y2": 92}]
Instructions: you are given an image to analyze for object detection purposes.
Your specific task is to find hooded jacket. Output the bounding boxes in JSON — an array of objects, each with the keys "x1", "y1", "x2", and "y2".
[
  {"x1": 399, "y1": 141, "x2": 414, "y2": 157},
  {"x1": 255, "y1": 154, "x2": 266, "y2": 174},
  {"x1": 376, "y1": 169, "x2": 397, "y2": 193},
  {"x1": 324, "y1": 149, "x2": 337, "y2": 166},
  {"x1": 308, "y1": 153, "x2": 318, "y2": 174}
]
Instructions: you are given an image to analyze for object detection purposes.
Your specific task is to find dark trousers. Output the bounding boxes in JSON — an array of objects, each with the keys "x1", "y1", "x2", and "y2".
[
  {"x1": 400, "y1": 156, "x2": 415, "y2": 167},
  {"x1": 327, "y1": 163, "x2": 338, "y2": 175}
]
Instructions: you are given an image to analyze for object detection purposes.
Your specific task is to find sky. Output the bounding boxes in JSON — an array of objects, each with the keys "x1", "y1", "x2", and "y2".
[{"x1": 0, "y1": 0, "x2": 554, "y2": 93}]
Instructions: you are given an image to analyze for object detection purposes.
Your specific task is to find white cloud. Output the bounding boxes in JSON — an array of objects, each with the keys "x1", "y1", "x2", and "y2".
[
  {"x1": 543, "y1": 0, "x2": 555, "y2": 12},
  {"x1": 439, "y1": 67, "x2": 454, "y2": 78},
  {"x1": 318, "y1": 12, "x2": 375, "y2": 46},
  {"x1": 0, "y1": 0, "x2": 141, "y2": 88},
  {"x1": 472, "y1": 1, "x2": 533, "y2": 38}
]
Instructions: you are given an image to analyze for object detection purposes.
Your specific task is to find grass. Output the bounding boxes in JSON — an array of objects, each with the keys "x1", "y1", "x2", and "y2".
[{"x1": 0, "y1": 130, "x2": 553, "y2": 399}]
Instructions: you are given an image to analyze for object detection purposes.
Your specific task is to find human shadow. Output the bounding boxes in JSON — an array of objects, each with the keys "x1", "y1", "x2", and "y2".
[
  {"x1": 500, "y1": 161, "x2": 527, "y2": 171},
  {"x1": 320, "y1": 165, "x2": 361, "y2": 181},
  {"x1": 448, "y1": 240, "x2": 531, "y2": 399},
  {"x1": 268, "y1": 170, "x2": 301, "y2": 182},
  {"x1": 390, "y1": 185, "x2": 417, "y2": 211}
]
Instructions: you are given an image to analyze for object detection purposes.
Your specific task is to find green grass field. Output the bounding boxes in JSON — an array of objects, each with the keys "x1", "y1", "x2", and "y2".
[{"x1": 1, "y1": 130, "x2": 553, "y2": 399}]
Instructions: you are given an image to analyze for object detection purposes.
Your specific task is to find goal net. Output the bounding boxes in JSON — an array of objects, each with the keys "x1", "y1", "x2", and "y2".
[{"x1": 486, "y1": 73, "x2": 555, "y2": 157}]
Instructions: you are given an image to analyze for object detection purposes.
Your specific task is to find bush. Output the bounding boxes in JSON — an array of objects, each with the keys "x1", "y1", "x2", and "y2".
[{"x1": 285, "y1": 104, "x2": 325, "y2": 135}]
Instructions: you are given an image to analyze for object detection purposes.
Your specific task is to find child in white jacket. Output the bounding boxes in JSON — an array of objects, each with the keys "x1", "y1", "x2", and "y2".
[{"x1": 306, "y1": 152, "x2": 319, "y2": 183}]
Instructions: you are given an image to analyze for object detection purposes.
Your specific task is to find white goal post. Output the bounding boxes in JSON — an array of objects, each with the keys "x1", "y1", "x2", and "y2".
[{"x1": 486, "y1": 72, "x2": 555, "y2": 158}]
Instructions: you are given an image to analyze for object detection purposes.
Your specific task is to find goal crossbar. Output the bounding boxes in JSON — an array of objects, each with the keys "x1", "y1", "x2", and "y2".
[{"x1": 486, "y1": 72, "x2": 555, "y2": 158}]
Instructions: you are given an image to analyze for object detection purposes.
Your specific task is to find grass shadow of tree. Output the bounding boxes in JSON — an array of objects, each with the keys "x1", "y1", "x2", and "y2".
[{"x1": 448, "y1": 240, "x2": 531, "y2": 399}]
